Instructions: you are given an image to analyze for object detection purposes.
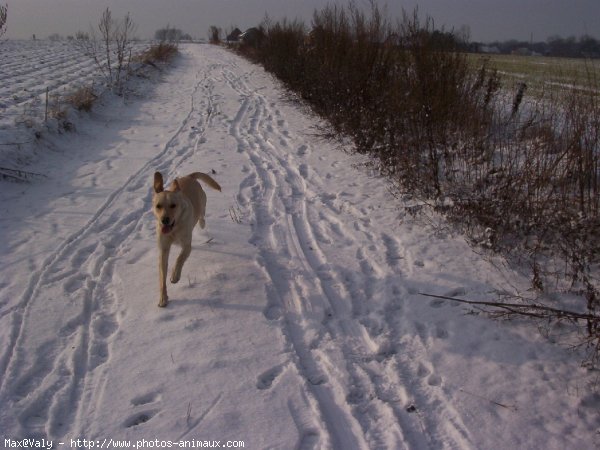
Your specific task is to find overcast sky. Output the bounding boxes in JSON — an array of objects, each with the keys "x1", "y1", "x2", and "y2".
[{"x1": 4, "y1": 0, "x2": 599, "y2": 43}]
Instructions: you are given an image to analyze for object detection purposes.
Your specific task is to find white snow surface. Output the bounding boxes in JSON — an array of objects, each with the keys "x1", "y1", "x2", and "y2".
[{"x1": 1, "y1": 43, "x2": 599, "y2": 449}]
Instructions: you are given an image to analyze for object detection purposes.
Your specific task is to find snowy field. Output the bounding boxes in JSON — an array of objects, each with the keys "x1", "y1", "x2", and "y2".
[
  {"x1": 0, "y1": 39, "x2": 149, "y2": 171},
  {"x1": 0, "y1": 43, "x2": 599, "y2": 449},
  {"x1": 0, "y1": 40, "x2": 103, "y2": 121}
]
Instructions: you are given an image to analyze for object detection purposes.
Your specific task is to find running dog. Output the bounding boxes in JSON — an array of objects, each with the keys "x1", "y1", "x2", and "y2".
[{"x1": 152, "y1": 171, "x2": 221, "y2": 307}]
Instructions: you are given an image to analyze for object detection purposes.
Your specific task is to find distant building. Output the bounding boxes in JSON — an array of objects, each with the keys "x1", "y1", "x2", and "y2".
[
  {"x1": 226, "y1": 28, "x2": 242, "y2": 43},
  {"x1": 479, "y1": 45, "x2": 500, "y2": 54},
  {"x1": 240, "y1": 28, "x2": 265, "y2": 48},
  {"x1": 512, "y1": 47, "x2": 534, "y2": 56}
]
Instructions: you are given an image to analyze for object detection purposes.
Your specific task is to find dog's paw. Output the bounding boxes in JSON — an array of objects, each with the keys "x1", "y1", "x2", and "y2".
[
  {"x1": 170, "y1": 265, "x2": 182, "y2": 284},
  {"x1": 158, "y1": 296, "x2": 169, "y2": 308}
]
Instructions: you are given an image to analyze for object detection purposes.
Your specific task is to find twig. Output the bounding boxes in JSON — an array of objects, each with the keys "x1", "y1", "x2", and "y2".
[
  {"x1": 186, "y1": 402, "x2": 192, "y2": 426},
  {"x1": 459, "y1": 388, "x2": 517, "y2": 411},
  {"x1": 177, "y1": 392, "x2": 223, "y2": 440},
  {"x1": 0, "y1": 167, "x2": 46, "y2": 182},
  {"x1": 45, "y1": 87, "x2": 49, "y2": 123}
]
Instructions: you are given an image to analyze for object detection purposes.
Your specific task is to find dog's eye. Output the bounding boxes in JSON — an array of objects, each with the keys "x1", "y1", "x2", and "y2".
[
  {"x1": 170, "y1": 204, "x2": 177, "y2": 209},
  {"x1": 156, "y1": 204, "x2": 163, "y2": 210}
]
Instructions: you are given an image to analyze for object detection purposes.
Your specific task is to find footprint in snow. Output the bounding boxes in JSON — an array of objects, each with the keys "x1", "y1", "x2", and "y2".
[
  {"x1": 124, "y1": 410, "x2": 159, "y2": 428},
  {"x1": 429, "y1": 299, "x2": 445, "y2": 308},
  {"x1": 256, "y1": 364, "x2": 286, "y2": 390},
  {"x1": 417, "y1": 363, "x2": 431, "y2": 377},
  {"x1": 435, "y1": 324, "x2": 449, "y2": 339},
  {"x1": 427, "y1": 374, "x2": 443, "y2": 387},
  {"x1": 89, "y1": 341, "x2": 110, "y2": 369},
  {"x1": 297, "y1": 144, "x2": 309, "y2": 156},
  {"x1": 71, "y1": 243, "x2": 97, "y2": 268},
  {"x1": 131, "y1": 392, "x2": 162, "y2": 406},
  {"x1": 263, "y1": 305, "x2": 282, "y2": 321},
  {"x1": 444, "y1": 287, "x2": 467, "y2": 297},
  {"x1": 418, "y1": 362, "x2": 442, "y2": 387},
  {"x1": 63, "y1": 275, "x2": 86, "y2": 294},
  {"x1": 299, "y1": 164, "x2": 309, "y2": 179},
  {"x1": 92, "y1": 314, "x2": 118, "y2": 339}
]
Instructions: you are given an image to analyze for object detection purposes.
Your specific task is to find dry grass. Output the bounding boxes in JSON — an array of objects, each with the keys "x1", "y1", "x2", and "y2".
[
  {"x1": 66, "y1": 86, "x2": 97, "y2": 112},
  {"x1": 136, "y1": 42, "x2": 179, "y2": 64}
]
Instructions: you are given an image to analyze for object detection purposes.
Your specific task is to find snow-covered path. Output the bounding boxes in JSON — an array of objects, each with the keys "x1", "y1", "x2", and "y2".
[{"x1": 0, "y1": 44, "x2": 598, "y2": 449}]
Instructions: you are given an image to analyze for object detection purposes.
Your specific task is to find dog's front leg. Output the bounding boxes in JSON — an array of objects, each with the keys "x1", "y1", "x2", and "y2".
[
  {"x1": 171, "y1": 242, "x2": 191, "y2": 284},
  {"x1": 158, "y1": 244, "x2": 170, "y2": 307}
]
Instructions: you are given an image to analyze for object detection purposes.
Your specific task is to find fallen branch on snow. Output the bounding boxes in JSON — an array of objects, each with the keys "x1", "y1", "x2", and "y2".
[
  {"x1": 418, "y1": 292, "x2": 598, "y2": 322},
  {"x1": 459, "y1": 388, "x2": 517, "y2": 412},
  {"x1": 0, "y1": 167, "x2": 46, "y2": 182}
]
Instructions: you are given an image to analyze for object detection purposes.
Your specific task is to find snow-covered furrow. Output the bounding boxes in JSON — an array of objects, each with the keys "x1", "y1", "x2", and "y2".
[
  {"x1": 0, "y1": 40, "x2": 149, "y2": 126},
  {"x1": 228, "y1": 83, "x2": 365, "y2": 448}
]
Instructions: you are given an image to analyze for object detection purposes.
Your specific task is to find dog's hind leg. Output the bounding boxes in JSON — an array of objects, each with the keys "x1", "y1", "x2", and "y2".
[{"x1": 171, "y1": 243, "x2": 191, "y2": 284}]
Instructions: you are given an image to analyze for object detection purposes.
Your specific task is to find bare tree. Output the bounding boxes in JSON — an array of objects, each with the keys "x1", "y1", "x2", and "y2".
[
  {"x1": 113, "y1": 12, "x2": 136, "y2": 90},
  {"x1": 208, "y1": 26, "x2": 221, "y2": 44},
  {"x1": 98, "y1": 8, "x2": 116, "y2": 86},
  {"x1": 73, "y1": 8, "x2": 136, "y2": 94},
  {"x1": 0, "y1": 4, "x2": 7, "y2": 38},
  {"x1": 155, "y1": 25, "x2": 187, "y2": 43}
]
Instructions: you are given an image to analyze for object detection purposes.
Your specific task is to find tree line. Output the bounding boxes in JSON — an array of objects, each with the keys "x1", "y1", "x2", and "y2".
[{"x1": 473, "y1": 34, "x2": 600, "y2": 58}]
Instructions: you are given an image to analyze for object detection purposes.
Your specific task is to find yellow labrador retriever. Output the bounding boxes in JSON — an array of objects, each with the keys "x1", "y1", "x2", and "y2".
[{"x1": 152, "y1": 171, "x2": 221, "y2": 307}]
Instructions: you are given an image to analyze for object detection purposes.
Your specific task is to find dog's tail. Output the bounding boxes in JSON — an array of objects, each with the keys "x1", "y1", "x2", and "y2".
[{"x1": 189, "y1": 172, "x2": 222, "y2": 192}]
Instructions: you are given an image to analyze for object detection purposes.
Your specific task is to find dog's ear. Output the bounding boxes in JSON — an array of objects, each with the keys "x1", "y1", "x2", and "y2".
[
  {"x1": 173, "y1": 179, "x2": 181, "y2": 192},
  {"x1": 154, "y1": 172, "x2": 164, "y2": 193}
]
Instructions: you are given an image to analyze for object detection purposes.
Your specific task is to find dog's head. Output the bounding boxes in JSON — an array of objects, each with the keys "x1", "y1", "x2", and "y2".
[{"x1": 152, "y1": 172, "x2": 184, "y2": 235}]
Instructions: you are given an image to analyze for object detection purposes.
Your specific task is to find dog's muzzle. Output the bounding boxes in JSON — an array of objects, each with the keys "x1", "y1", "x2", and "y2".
[{"x1": 161, "y1": 217, "x2": 174, "y2": 234}]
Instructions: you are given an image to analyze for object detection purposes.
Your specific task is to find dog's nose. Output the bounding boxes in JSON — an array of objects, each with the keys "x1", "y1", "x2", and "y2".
[{"x1": 161, "y1": 217, "x2": 170, "y2": 225}]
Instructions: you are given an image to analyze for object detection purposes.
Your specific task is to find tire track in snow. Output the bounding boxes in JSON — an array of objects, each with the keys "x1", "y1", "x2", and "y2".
[
  {"x1": 250, "y1": 95, "x2": 421, "y2": 450},
  {"x1": 349, "y1": 228, "x2": 474, "y2": 449},
  {"x1": 0, "y1": 69, "x2": 216, "y2": 440},
  {"x1": 222, "y1": 61, "x2": 420, "y2": 449},
  {"x1": 224, "y1": 75, "x2": 369, "y2": 449},
  {"x1": 220, "y1": 50, "x2": 474, "y2": 449}
]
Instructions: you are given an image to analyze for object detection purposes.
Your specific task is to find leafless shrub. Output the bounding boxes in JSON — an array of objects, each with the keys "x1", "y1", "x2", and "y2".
[
  {"x1": 100, "y1": 8, "x2": 136, "y2": 92},
  {"x1": 73, "y1": 8, "x2": 137, "y2": 94},
  {"x1": 155, "y1": 26, "x2": 190, "y2": 42},
  {"x1": 208, "y1": 26, "x2": 222, "y2": 44},
  {"x1": 136, "y1": 42, "x2": 179, "y2": 65},
  {"x1": 48, "y1": 95, "x2": 67, "y2": 120},
  {"x1": 45, "y1": 93, "x2": 75, "y2": 133},
  {"x1": 238, "y1": 2, "x2": 600, "y2": 363},
  {"x1": 0, "y1": 4, "x2": 7, "y2": 38}
]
